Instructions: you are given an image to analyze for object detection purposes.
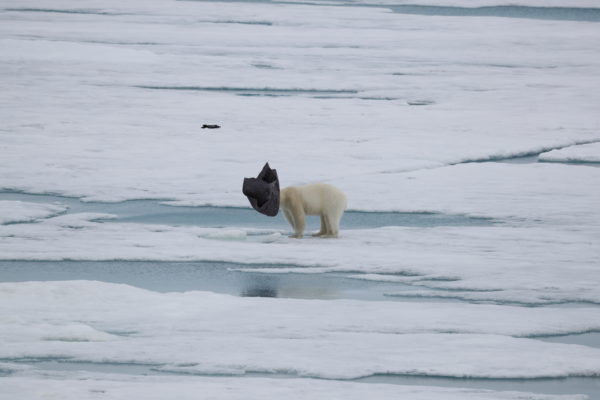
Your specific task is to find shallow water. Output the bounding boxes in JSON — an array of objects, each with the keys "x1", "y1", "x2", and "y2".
[
  {"x1": 0, "y1": 260, "x2": 419, "y2": 301},
  {"x1": 0, "y1": 191, "x2": 494, "y2": 229}
]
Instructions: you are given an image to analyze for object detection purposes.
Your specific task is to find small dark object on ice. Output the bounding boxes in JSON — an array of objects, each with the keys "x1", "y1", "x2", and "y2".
[
  {"x1": 242, "y1": 162, "x2": 280, "y2": 217},
  {"x1": 202, "y1": 124, "x2": 220, "y2": 129}
]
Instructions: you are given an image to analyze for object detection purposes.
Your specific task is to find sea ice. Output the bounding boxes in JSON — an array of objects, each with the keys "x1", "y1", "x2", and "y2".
[{"x1": 1, "y1": 0, "x2": 599, "y2": 397}]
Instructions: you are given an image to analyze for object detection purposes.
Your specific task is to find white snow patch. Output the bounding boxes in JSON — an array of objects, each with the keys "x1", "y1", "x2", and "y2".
[
  {"x1": 0, "y1": 39, "x2": 159, "y2": 64},
  {"x1": 203, "y1": 229, "x2": 247, "y2": 240}
]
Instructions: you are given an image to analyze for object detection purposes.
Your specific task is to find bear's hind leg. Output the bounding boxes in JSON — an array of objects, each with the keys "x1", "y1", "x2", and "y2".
[
  {"x1": 319, "y1": 214, "x2": 337, "y2": 238},
  {"x1": 312, "y1": 216, "x2": 327, "y2": 237},
  {"x1": 322, "y1": 207, "x2": 344, "y2": 238}
]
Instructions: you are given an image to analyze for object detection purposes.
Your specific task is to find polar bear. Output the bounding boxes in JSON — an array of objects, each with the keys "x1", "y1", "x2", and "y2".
[{"x1": 280, "y1": 183, "x2": 347, "y2": 238}]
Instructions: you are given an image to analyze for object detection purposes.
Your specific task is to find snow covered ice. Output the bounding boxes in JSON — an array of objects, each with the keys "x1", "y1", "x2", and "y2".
[{"x1": 1, "y1": 0, "x2": 600, "y2": 398}]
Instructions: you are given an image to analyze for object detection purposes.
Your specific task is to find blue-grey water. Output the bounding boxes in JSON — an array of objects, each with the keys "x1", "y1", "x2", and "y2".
[
  {"x1": 0, "y1": 259, "x2": 416, "y2": 301},
  {"x1": 385, "y1": 5, "x2": 600, "y2": 22},
  {"x1": 0, "y1": 191, "x2": 494, "y2": 229}
]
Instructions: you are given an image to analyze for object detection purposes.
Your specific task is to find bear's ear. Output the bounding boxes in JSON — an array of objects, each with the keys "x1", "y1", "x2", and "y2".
[{"x1": 242, "y1": 163, "x2": 280, "y2": 216}]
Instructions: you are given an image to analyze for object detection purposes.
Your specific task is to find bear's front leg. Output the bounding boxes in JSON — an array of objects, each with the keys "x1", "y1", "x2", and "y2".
[
  {"x1": 290, "y1": 212, "x2": 305, "y2": 238},
  {"x1": 284, "y1": 209, "x2": 305, "y2": 238}
]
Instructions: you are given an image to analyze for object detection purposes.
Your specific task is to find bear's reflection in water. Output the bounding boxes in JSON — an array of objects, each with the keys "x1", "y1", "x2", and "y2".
[
  {"x1": 240, "y1": 275, "x2": 343, "y2": 299},
  {"x1": 242, "y1": 285, "x2": 278, "y2": 298},
  {"x1": 240, "y1": 275, "x2": 340, "y2": 299},
  {"x1": 0, "y1": 259, "x2": 417, "y2": 301},
  {"x1": 241, "y1": 275, "x2": 279, "y2": 298}
]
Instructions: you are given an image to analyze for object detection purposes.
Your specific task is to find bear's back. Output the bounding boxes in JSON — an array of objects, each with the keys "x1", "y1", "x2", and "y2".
[{"x1": 297, "y1": 183, "x2": 347, "y2": 216}]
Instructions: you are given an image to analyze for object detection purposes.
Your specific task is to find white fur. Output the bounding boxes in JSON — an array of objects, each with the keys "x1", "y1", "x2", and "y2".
[{"x1": 280, "y1": 183, "x2": 347, "y2": 238}]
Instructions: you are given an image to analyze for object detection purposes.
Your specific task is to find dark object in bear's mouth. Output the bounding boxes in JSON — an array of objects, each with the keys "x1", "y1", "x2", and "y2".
[{"x1": 242, "y1": 162, "x2": 280, "y2": 217}]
